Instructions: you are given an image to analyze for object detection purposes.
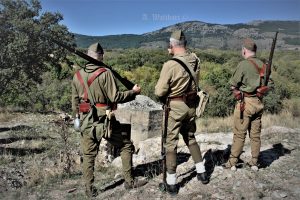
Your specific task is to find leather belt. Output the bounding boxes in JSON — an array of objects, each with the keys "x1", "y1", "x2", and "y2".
[
  {"x1": 95, "y1": 103, "x2": 109, "y2": 107},
  {"x1": 95, "y1": 103, "x2": 117, "y2": 110},
  {"x1": 169, "y1": 96, "x2": 185, "y2": 101},
  {"x1": 169, "y1": 91, "x2": 198, "y2": 102},
  {"x1": 243, "y1": 92, "x2": 257, "y2": 97}
]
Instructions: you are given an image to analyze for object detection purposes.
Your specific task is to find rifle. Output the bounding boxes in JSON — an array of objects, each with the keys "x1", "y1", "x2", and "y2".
[
  {"x1": 263, "y1": 31, "x2": 278, "y2": 86},
  {"x1": 45, "y1": 36, "x2": 135, "y2": 90},
  {"x1": 240, "y1": 92, "x2": 245, "y2": 120},
  {"x1": 159, "y1": 99, "x2": 170, "y2": 191}
]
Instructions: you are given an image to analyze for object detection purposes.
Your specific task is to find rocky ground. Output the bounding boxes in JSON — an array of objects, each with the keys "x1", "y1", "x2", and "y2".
[{"x1": 0, "y1": 112, "x2": 299, "y2": 200}]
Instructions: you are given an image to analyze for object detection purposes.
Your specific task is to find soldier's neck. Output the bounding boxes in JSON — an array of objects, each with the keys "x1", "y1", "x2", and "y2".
[{"x1": 173, "y1": 48, "x2": 186, "y2": 55}]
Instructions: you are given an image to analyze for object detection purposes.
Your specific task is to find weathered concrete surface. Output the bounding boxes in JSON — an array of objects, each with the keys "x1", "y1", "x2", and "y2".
[{"x1": 114, "y1": 95, "x2": 163, "y2": 147}]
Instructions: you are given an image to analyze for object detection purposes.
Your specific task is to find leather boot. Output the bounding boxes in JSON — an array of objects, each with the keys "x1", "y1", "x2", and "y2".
[
  {"x1": 124, "y1": 178, "x2": 148, "y2": 190},
  {"x1": 222, "y1": 161, "x2": 237, "y2": 171},
  {"x1": 166, "y1": 184, "x2": 178, "y2": 195},
  {"x1": 85, "y1": 185, "x2": 98, "y2": 198},
  {"x1": 197, "y1": 172, "x2": 209, "y2": 184}
]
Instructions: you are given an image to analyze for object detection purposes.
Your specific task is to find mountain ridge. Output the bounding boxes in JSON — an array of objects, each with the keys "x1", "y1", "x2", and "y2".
[{"x1": 74, "y1": 20, "x2": 300, "y2": 50}]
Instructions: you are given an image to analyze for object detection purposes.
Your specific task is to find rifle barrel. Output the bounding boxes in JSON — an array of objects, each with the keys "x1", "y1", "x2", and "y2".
[
  {"x1": 264, "y1": 31, "x2": 278, "y2": 86},
  {"x1": 47, "y1": 37, "x2": 135, "y2": 90},
  {"x1": 268, "y1": 31, "x2": 278, "y2": 68}
]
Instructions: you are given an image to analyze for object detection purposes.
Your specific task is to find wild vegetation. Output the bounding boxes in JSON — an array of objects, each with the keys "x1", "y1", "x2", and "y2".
[
  {"x1": 1, "y1": 45, "x2": 299, "y2": 118},
  {"x1": 1, "y1": 1, "x2": 300, "y2": 199},
  {"x1": 1, "y1": 0, "x2": 299, "y2": 118}
]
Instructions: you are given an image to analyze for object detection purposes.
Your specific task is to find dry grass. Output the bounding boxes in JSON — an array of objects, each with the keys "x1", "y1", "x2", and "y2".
[
  {"x1": 197, "y1": 98, "x2": 300, "y2": 133},
  {"x1": 197, "y1": 116, "x2": 233, "y2": 133},
  {"x1": 262, "y1": 111, "x2": 300, "y2": 129},
  {"x1": 0, "y1": 111, "x2": 17, "y2": 123}
]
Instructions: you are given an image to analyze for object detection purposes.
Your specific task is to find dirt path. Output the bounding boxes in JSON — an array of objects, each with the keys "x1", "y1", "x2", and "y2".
[
  {"x1": 92, "y1": 126, "x2": 299, "y2": 200},
  {"x1": 0, "y1": 113, "x2": 299, "y2": 199}
]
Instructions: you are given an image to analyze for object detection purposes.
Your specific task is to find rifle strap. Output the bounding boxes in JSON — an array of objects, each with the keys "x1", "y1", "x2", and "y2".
[
  {"x1": 88, "y1": 68, "x2": 107, "y2": 86},
  {"x1": 76, "y1": 68, "x2": 107, "y2": 102},
  {"x1": 249, "y1": 59, "x2": 266, "y2": 88},
  {"x1": 248, "y1": 59, "x2": 266, "y2": 79},
  {"x1": 171, "y1": 58, "x2": 200, "y2": 91},
  {"x1": 248, "y1": 59, "x2": 260, "y2": 73},
  {"x1": 76, "y1": 71, "x2": 88, "y2": 102}
]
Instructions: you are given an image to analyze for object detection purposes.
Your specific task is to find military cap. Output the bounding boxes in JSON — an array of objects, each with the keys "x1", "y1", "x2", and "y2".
[
  {"x1": 88, "y1": 42, "x2": 104, "y2": 54},
  {"x1": 243, "y1": 38, "x2": 257, "y2": 52},
  {"x1": 170, "y1": 30, "x2": 186, "y2": 41}
]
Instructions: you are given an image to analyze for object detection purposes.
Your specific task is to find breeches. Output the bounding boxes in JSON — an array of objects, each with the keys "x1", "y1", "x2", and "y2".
[
  {"x1": 81, "y1": 119, "x2": 134, "y2": 187},
  {"x1": 229, "y1": 97, "x2": 264, "y2": 165},
  {"x1": 165, "y1": 101, "x2": 203, "y2": 174}
]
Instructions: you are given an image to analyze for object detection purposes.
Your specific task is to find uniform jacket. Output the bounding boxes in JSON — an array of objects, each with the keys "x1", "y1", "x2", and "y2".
[
  {"x1": 155, "y1": 52, "x2": 200, "y2": 98},
  {"x1": 72, "y1": 63, "x2": 136, "y2": 114},
  {"x1": 230, "y1": 56, "x2": 264, "y2": 93}
]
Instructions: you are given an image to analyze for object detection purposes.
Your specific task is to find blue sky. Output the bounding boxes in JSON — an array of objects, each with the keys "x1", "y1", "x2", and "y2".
[{"x1": 40, "y1": 0, "x2": 300, "y2": 36}]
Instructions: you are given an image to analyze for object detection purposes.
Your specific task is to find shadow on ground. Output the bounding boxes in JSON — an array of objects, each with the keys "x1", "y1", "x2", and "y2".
[
  {"x1": 100, "y1": 153, "x2": 191, "y2": 192},
  {"x1": 258, "y1": 143, "x2": 292, "y2": 168},
  {"x1": 176, "y1": 146, "x2": 233, "y2": 189},
  {"x1": 0, "y1": 125, "x2": 33, "y2": 133},
  {"x1": 0, "y1": 136, "x2": 49, "y2": 145},
  {"x1": 134, "y1": 152, "x2": 191, "y2": 178},
  {"x1": 0, "y1": 147, "x2": 46, "y2": 156},
  {"x1": 202, "y1": 143, "x2": 292, "y2": 171},
  {"x1": 203, "y1": 145, "x2": 232, "y2": 177}
]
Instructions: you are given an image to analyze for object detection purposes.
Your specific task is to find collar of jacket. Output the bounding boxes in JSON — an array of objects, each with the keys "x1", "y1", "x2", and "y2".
[
  {"x1": 84, "y1": 63, "x2": 102, "y2": 73},
  {"x1": 246, "y1": 55, "x2": 257, "y2": 60},
  {"x1": 173, "y1": 52, "x2": 188, "y2": 58}
]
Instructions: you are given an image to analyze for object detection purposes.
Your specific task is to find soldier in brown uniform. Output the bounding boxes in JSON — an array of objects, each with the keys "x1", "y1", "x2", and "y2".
[
  {"x1": 155, "y1": 30, "x2": 209, "y2": 195},
  {"x1": 224, "y1": 38, "x2": 266, "y2": 171},
  {"x1": 72, "y1": 43, "x2": 147, "y2": 197}
]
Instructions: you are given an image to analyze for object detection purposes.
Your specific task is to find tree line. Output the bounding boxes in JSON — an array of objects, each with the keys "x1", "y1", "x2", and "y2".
[{"x1": 1, "y1": 0, "x2": 299, "y2": 117}]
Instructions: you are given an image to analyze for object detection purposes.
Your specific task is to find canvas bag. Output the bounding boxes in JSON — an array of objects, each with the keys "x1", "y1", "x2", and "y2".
[{"x1": 171, "y1": 58, "x2": 209, "y2": 118}]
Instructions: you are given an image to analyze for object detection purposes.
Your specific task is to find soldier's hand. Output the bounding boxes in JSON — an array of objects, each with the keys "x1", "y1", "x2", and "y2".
[{"x1": 132, "y1": 84, "x2": 141, "y2": 94}]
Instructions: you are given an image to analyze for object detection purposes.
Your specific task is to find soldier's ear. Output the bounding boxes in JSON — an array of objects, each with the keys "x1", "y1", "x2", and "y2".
[{"x1": 242, "y1": 47, "x2": 246, "y2": 55}]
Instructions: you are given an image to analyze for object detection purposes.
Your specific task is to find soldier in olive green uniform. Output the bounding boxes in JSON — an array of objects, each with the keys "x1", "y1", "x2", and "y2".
[
  {"x1": 155, "y1": 30, "x2": 209, "y2": 195},
  {"x1": 72, "y1": 43, "x2": 147, "y2": 197},
  {"x1": 224, "y1": 38, "x2": 265, "y2": 171}
]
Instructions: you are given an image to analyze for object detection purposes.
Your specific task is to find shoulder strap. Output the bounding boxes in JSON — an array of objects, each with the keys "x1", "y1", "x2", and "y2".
[
  {"x1": 248, "y1": 59, "x2": 266, "y2": 80},
  {"x1": 248, "y1": 59, "x2": 261, "y2": 73},
  {"x1": 88, "y1": 68, "x2": 107, "y2": 86},
  {"x1": 171, "y1": 58, "x2": 200, "y2": 91},
  {"x1": 76, "y1": 68, "x2": 107, "y2": 103},
  {"x1": 76, "y1": 71, "x2": 88, "y2": 102}
]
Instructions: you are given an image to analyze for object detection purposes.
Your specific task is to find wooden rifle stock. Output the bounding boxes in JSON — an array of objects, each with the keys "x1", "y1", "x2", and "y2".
[
  {"x1": 161, "y1": 100, "x2": 169, "y2": 184},
  {"x1": 264, "y1": 31, "x2": 278, "y2": 86},
  {"x1": 46, "y1": 36, "x2": 135, "y2": 90}
]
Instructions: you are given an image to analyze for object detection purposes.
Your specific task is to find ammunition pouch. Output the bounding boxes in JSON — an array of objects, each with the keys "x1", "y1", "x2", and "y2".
[
  {"x1": 187, "y1": 91, "x2": 199, "y2": 104},
  {"x1": 169, "y1": 91, "x2": 199, "y2": 105},
  {"x1": 169, "y1": 90, "x2": 208, "y2": 118},
  {"x1": 79, "y1": 102, "x2": 91, "y2": 113},
  {"x1": 232, "y1": 89, "x2": 242, "y2": 100},
  {"x1": 256, "y1": 86, "x2": 270, "y2": 98},
  {"x1": 104, "y1": 111, "x2": 116, "y2": 138}
]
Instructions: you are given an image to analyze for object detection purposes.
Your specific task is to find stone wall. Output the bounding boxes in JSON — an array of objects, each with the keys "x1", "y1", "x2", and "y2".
[{"x1": 114, "y1": 95, "x2": 163, "y2": 147}]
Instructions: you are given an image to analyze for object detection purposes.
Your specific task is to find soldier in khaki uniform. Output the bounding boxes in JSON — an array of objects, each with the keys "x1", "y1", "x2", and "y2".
[
  {"x1": 72, "y1": 43, "x2": 147, "y2": 197},
  {"x1": 155, "y1": 30, "x2": 209, "y2": 195},
  {"x1": 224, "y1": 38, "x2": 265, "y2": 171}
]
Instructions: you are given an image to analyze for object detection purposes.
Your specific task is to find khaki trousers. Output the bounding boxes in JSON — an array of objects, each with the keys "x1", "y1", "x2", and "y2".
[
  {"x1": 228, "y1": 97, "x2": 264, "y2": 166},
  {"x1": 165, "y1": 100, "x2": 203, "y2": 174},
  {"x1": 81, "y1": 118, "x2": 134, "y2": 191}
]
